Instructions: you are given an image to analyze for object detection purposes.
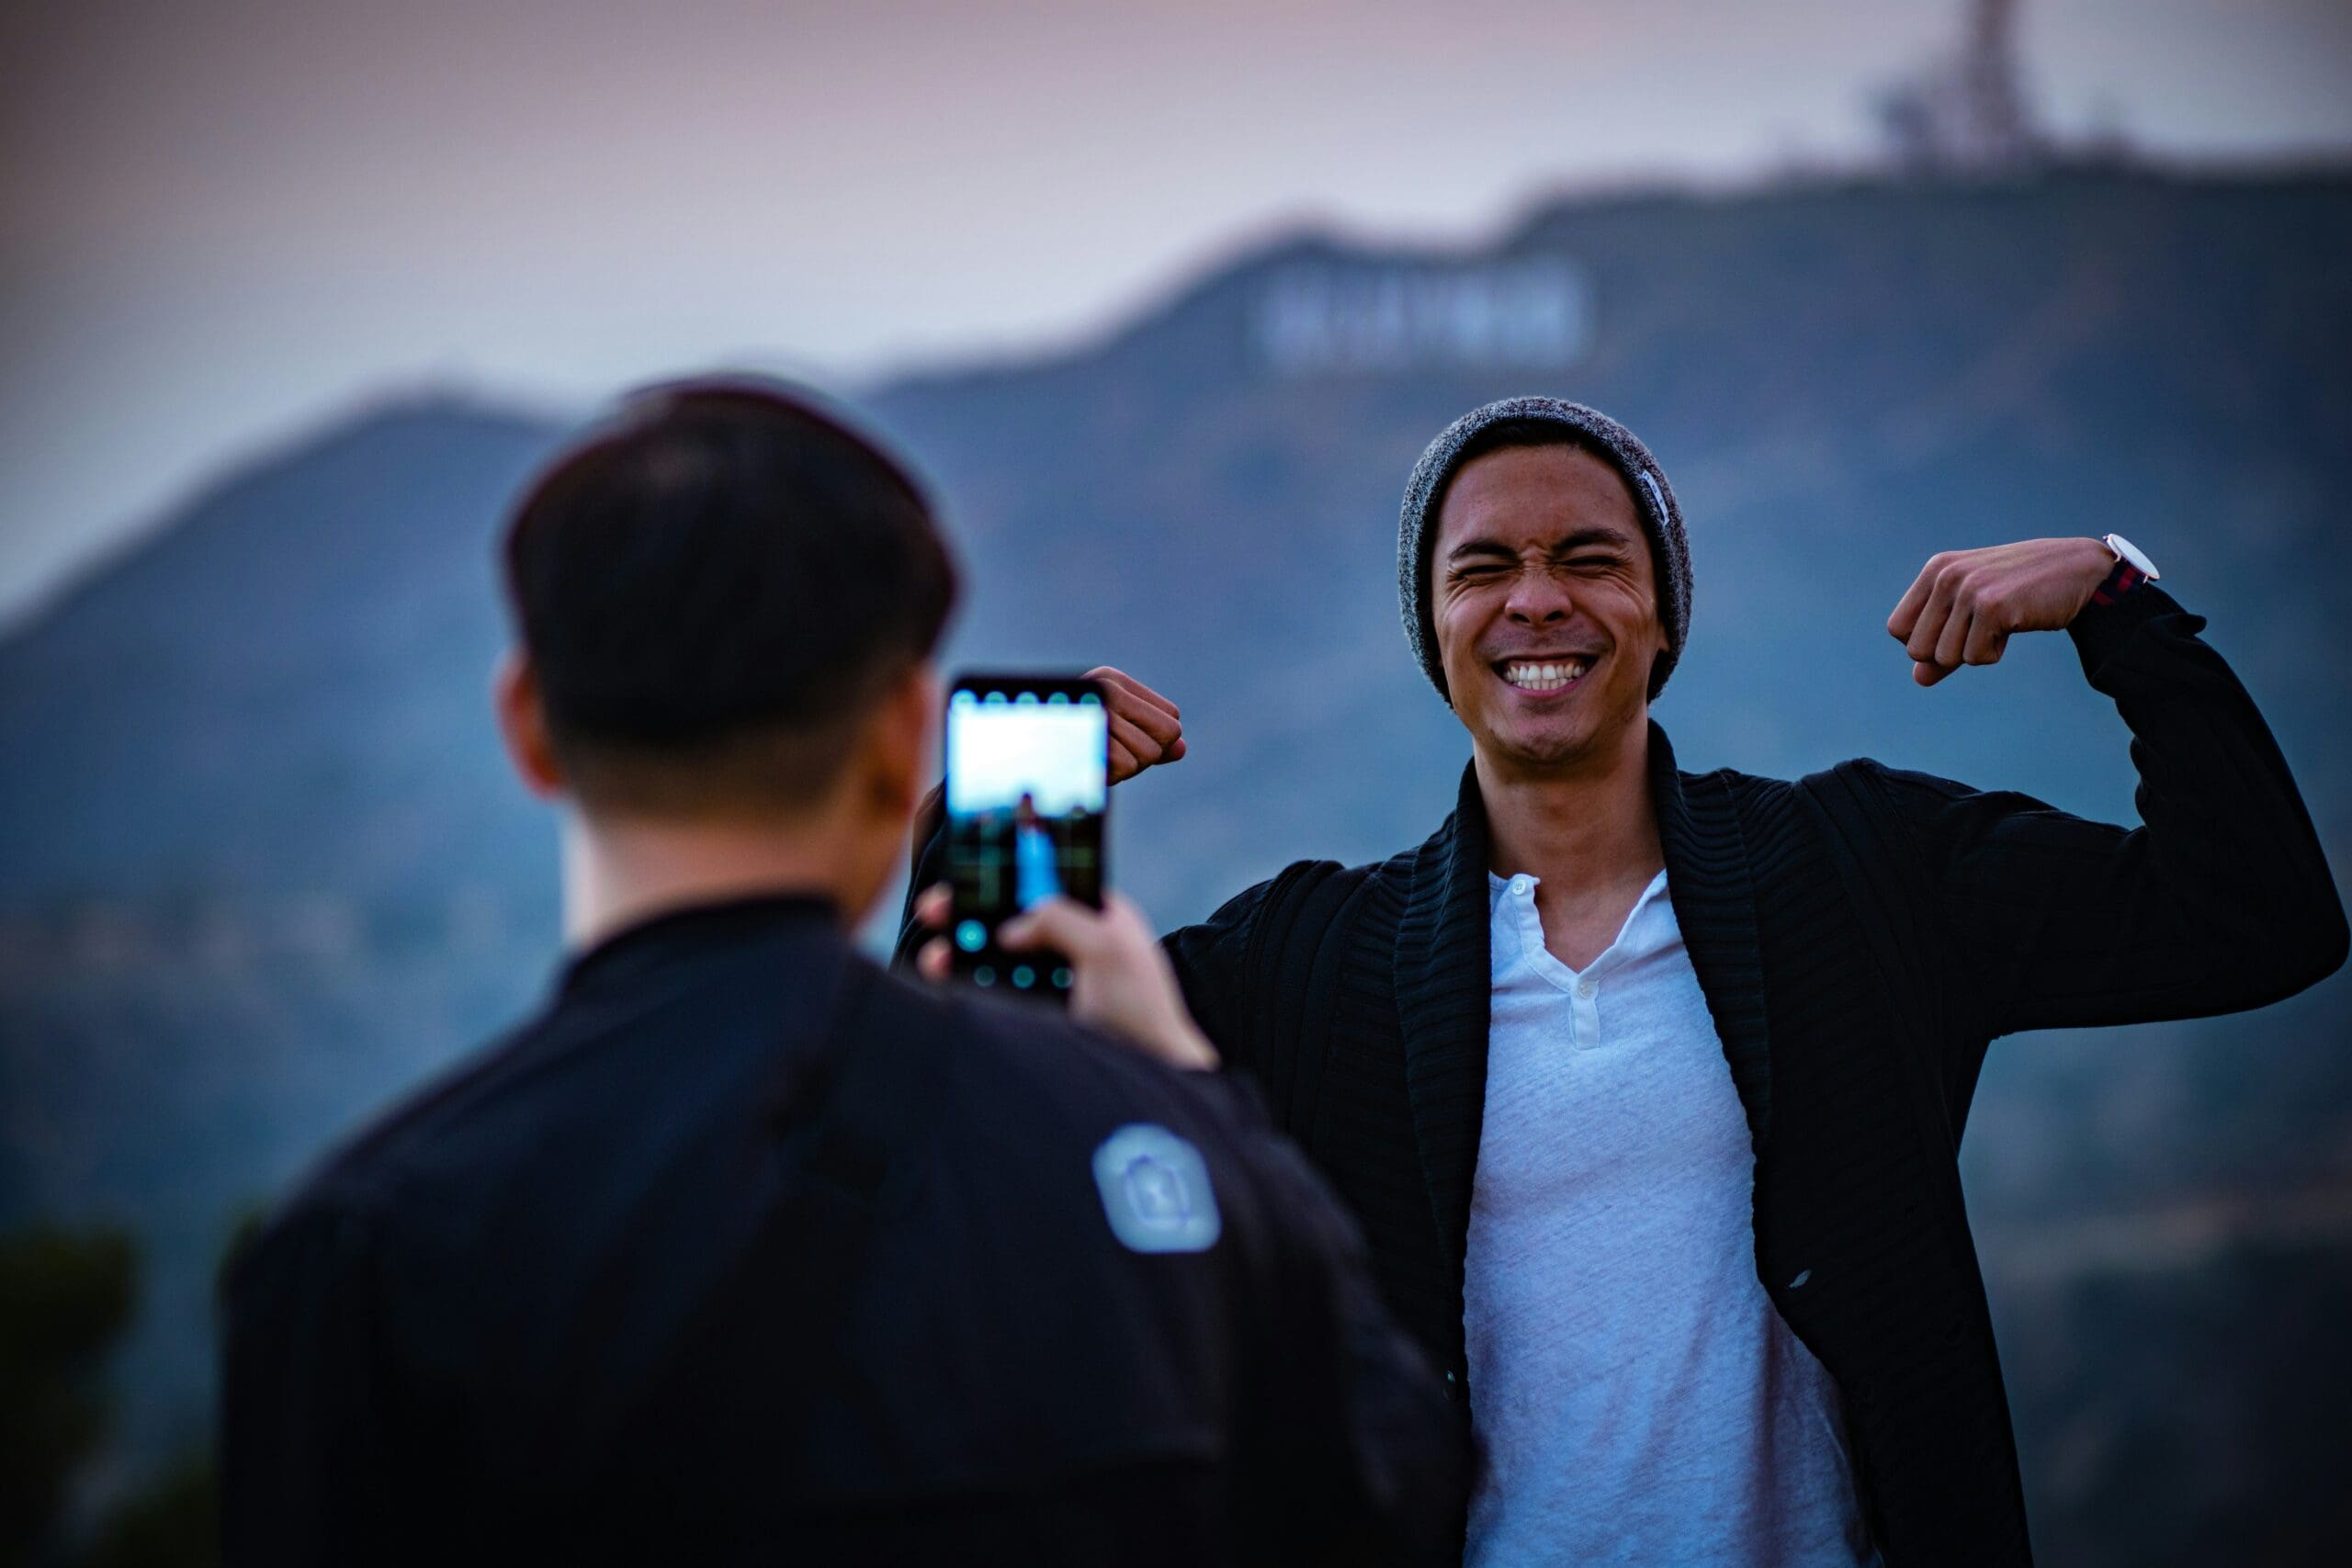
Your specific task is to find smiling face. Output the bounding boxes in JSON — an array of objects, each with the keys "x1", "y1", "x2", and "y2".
[{"x1": 1430, "y1": 440, "x2": 1664, "y2": 774}]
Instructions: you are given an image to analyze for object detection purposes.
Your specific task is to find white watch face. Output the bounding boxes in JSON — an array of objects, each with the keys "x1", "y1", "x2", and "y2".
[{"x1": 2105, "y1": 533, "x2": 2159, "y2": 580}]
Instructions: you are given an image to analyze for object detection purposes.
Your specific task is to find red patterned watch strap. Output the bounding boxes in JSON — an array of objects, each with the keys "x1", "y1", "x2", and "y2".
[{"x1": 2089, "y1": 551, "x2": 2148, "y2": 605}]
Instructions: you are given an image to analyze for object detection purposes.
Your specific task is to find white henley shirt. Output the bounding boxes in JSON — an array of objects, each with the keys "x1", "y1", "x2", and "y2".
[{"x1": 1462, "y1": 866, "x2": 1882, "y2": 1567}]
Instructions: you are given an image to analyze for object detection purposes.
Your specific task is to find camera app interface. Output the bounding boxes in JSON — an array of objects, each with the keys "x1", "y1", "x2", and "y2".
[{"x1": 945, "y1": 682, "x2": 1107, "y2": 995}]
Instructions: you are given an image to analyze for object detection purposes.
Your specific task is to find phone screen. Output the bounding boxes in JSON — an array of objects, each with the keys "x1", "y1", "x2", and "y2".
[{"x1": 944, "y1": 674, "x2": 1108, "y2": 998}]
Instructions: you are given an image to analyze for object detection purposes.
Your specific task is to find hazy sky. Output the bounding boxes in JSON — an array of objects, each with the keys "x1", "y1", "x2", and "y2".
[{"x1": 4, "y1": 0, "x2": 2348, "y2": 625}]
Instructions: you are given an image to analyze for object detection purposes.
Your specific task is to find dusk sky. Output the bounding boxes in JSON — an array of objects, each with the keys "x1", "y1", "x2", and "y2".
[{"x1": 4, "y1": 0, "x2": 2348, "y2": 625}]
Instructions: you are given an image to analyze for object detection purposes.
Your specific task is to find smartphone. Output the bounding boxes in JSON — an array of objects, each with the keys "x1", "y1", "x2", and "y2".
[{"x1": 943, "y1": 672, "x2": 1109, "y2": 1001}]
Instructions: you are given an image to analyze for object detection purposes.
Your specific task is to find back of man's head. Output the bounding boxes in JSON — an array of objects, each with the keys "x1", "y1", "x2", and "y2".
[{"x1": 501, "y1": 379, "x2": 958, "y2": 817}]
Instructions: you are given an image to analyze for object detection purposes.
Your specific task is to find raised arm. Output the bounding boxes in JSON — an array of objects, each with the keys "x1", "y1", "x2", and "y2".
[{"x1": 1867, "y1": 550, "x2": 2345, "y2": 1042}]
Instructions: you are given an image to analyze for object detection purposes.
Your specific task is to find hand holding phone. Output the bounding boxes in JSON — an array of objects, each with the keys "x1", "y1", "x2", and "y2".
[
  {"x1": 943, "y1": 673, "x2": 1109, "y2": 1003},
  {"x1": 911, "y1": 885, "x2": 1218, "y2": 1070}
]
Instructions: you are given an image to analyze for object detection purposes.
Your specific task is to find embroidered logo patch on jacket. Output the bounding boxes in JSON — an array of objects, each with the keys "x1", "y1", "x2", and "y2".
[{"x1": 1092, "y1": 1123, "x2": 1222, "y2": 1254}]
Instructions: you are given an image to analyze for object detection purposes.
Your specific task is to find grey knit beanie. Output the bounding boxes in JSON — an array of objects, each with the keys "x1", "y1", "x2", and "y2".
[{"x1": 1397, "y1": 396, "x2": 1692, "y2": 705}]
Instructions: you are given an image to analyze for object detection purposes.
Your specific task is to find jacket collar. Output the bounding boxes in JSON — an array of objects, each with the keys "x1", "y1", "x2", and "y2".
[{"x1": 1391, "y1": 716, "x2": 1775, "y2": 1276}]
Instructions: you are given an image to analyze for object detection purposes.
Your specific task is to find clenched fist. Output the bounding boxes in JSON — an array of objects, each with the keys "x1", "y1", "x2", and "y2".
[
  {"x1": 1887, "y1": 537, "x2": 2117, "y2": 687},
  {"x1": 1085, "y1": 666, "x2": 1187, "y2": 784}
]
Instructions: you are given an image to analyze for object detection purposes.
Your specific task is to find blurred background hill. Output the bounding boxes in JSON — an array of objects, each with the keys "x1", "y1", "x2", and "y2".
[{"x1": 4, "y1": 0, "x2": 2350, "y2": 1561}]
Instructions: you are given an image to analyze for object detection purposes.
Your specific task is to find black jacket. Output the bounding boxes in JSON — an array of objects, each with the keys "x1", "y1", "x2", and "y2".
[
  {"x1": 220, "y1": 895, "x2": 1466, "y2": 1566},
  {"x1": 900, "y1": 581, "x2": 2346, "y2": 1564}
]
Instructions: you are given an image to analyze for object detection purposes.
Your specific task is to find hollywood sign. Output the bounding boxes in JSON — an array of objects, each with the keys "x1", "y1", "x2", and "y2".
[{"x1": 1252, "y1": 258, "x2": 1593, "y2": 375}]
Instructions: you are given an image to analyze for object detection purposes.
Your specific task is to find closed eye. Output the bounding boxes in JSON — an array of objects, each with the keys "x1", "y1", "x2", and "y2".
[{"x1": 1453, "y1": 555, "x2": 1618, "y2": 579}]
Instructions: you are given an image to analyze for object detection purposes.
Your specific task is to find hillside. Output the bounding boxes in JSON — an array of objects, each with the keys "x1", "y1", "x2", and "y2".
[{"x1": 2, "y1": 164, "x2": 2348, "y2": 1560}]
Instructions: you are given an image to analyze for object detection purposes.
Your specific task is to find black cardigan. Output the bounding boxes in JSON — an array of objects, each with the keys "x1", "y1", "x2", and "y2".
[{"x1": 900, "y1": 581, "x2": 2346, "y2": 1565}]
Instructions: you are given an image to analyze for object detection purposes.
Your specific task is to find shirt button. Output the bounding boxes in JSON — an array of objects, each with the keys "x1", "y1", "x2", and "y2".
[
  {"x1": 1510, "y1": 874, "x2": 1533, "y2": 896},
  {"x1": 1577, "y1": 977, "x2": 1597, "y2": 998}
]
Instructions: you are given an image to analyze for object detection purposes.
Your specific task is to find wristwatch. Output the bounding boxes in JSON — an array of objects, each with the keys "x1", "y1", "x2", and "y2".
[{"x1": 2092, "y1": 532, "x2": 2158, "y2": 605}]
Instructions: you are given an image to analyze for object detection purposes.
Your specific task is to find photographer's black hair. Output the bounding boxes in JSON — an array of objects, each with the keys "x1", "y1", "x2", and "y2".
[{"x1": 502, "y1": 376, "x2": 959, "y2": 814}]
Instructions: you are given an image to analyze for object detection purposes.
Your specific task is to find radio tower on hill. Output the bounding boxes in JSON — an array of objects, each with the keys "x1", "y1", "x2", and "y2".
[{"x1": 1877, "y1": 0, "x2": 2045, "y2": 175}]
